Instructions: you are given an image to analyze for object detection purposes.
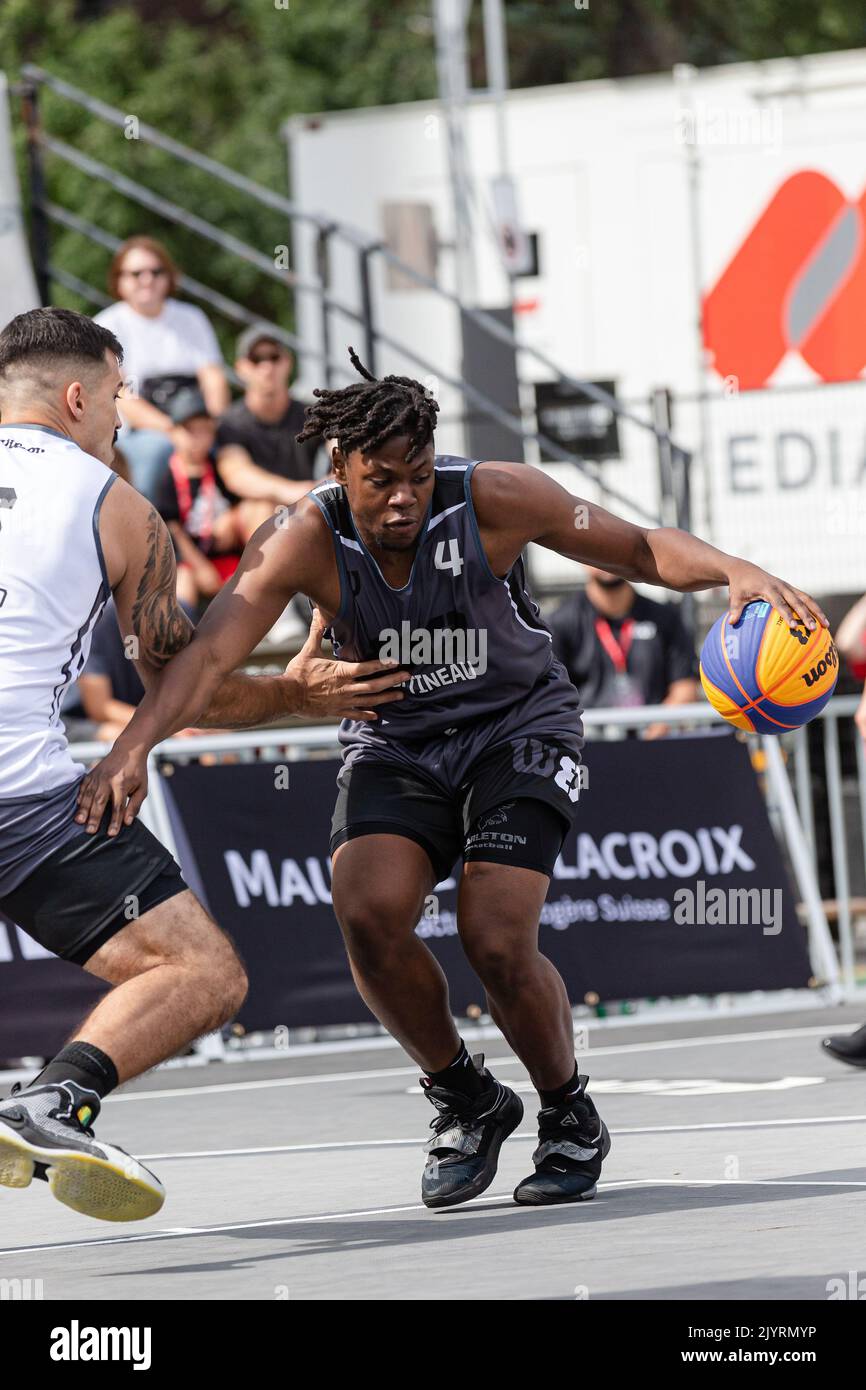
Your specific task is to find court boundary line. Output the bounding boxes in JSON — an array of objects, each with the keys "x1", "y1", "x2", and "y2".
[
  {"x1": 3, "y1": 1176, "x2": 866, "y2": 1259},
  {"x1": 2, "y1": 1011, "x2": 860, "y2": 1088},
  {"x1": 134, "y1": 1112, "x2": 866, "y2": 1160},
  {"x1": 85, "y1": 1025, "x2": 853, "y2": 1103}
]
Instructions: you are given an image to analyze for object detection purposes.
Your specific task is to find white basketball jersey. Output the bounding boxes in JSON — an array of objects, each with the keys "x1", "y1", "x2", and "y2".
[{"x1": 0, "y1": 424, "x2": 116, "y2": 799}]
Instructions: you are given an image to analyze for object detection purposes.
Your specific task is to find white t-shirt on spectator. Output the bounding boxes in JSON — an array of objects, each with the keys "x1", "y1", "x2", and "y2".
[{"x1": 94, "y1": 298, "x2": 222, "y2": 395}]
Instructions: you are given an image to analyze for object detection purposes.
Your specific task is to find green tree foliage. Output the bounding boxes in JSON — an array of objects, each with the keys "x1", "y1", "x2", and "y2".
[
  {"x1": 2, "y1": 0, "x2": 864, "y2": 351},
  {"x1": 1, "y1": 0, "x2": 439, "y2": 349}
]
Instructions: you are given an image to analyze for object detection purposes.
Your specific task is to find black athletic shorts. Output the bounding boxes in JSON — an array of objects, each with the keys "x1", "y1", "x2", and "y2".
[
  {"x1": 330, "y1": 734, "x2": 583, "y2": 883},
  {"x1": 0, "y1": 813, "x2": 187, "y2": 966}
]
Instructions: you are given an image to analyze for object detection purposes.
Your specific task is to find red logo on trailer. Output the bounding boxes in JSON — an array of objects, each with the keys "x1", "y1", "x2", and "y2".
[{"x1": 703, "y1": 170, "x2": 866, "y2": 388}]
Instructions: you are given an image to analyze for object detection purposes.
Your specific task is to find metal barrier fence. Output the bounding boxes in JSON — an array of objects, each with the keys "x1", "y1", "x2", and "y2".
[
  {"x1": 66, "y1": 694, "x2": 866, "y2": 1011},
  {"x1": 15, "y1": 66, "x2": 692, "y2": 529}
]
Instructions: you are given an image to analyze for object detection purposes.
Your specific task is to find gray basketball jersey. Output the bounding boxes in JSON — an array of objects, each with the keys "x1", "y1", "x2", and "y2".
[{"x1": 310, "y1": 456, "x2": 582, "y2": 748}]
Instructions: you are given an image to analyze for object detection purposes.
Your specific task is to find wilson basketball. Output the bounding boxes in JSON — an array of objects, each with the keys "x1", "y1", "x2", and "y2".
[{"x1": 699, "y1": 601, "x2": 838, "y2": 733}]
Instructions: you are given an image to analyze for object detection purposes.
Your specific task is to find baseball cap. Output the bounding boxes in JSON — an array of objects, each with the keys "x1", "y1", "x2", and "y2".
[
  {"x1": 168, "y1": 387, "x2": 210, "y2": 425},
  {"x1": 235, "y1": 322, "x2": 293, "y2": 360}
]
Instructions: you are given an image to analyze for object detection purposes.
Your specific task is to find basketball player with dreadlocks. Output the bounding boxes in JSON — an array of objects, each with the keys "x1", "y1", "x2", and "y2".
[{"x1": 79, "y1": 349, "x2": 828, "y2": 1208}]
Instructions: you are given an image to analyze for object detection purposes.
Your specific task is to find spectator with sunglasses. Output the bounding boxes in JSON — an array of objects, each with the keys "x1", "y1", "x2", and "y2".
[
  {"x1": 94, "y1": 236, "x2": 230, "y2": 502},
  {"x1": 214, "y1": 325, "x2": 323, "y2": 508}
]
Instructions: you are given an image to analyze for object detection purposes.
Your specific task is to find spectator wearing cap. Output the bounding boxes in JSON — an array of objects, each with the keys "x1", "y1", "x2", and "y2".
[
  {"x1": 94, "y1": 236, "x2": 230, "y2": 502},
  {"x1": 214, "y1": 325, "x2": 323, "y2": 507},
  {"x1": 550, "y1": 566, "x2": 699, "y2": 738},
  {"x1": 153, "y1": 388, "x2": 247, "y2": 612}
]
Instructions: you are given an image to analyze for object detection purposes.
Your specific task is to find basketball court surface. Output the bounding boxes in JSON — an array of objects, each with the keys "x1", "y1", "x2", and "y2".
[{"x1": 1, "y1": 1004, "x2": 864, "y2": 1301}]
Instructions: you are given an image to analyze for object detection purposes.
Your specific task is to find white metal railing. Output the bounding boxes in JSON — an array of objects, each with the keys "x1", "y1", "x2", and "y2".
[{"x1": 66, "y1": 694, "x2": 866, "y2": 1002}]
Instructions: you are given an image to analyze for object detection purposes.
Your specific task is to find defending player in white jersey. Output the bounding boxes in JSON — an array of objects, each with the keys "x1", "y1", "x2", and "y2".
[{"x1": 0, "y1": 308, "x2": 407, "y2": 1222}]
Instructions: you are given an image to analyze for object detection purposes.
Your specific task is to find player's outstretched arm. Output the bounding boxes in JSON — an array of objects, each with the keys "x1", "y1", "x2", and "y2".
[
  {"x1": 100, "y1": 482, "x2": 308, "y2": 735},
  {"x1": 77, "y1": 486, "x2": 407, "y2": 834},
  {"x1": 472, "y1": 461, "x2": 829, "y2": 631}
]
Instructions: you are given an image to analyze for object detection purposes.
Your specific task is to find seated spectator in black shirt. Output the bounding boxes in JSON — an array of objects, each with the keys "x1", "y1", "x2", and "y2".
[
  {"x1": 154, "y1": 388, "x2": 248, "y2": 611},
  {"x1": 550, "y1": 566, "x2": 699, "y2": 738},
  {"x1": 79, "y1": 595, "x2": 146, "y2": 741},
  {"x1": 215, "y1": 324, "x2": 323, "y2": 507},
  {"x1": 64, "y1": 597, "x2": 197, "y2": 743}
]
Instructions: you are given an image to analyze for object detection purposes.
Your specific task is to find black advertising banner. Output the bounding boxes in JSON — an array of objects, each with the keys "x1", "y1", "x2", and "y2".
[
  {"x1": 0, "y1": 914, "x2": 107, "y2": 1064},
  {"x1": 159, "y1": 733, "x2": 811, "y2": 1032}
]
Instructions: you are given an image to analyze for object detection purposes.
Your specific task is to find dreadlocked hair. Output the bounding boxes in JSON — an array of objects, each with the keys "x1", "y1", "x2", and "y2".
[{"x1": 296, "y1": 346, "x2": 439, "y2": 461}]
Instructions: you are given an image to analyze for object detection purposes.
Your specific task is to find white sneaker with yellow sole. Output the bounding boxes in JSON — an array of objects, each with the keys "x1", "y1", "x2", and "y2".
[{"x1": 0, "y1": 1082, "x2": 165, "y2": 1223}]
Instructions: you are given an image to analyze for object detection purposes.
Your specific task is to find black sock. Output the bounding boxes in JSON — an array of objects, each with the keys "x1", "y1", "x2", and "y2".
[
  {"x1": 30, "y1": 1042, "x2": 119, "y2": 1102},
  {"x1": 426, "y1": 1041, "x2": 485, "y2": 1098},
  {"x1": 540, "y1": 1062, "x2": 580, "y2": 1109}
]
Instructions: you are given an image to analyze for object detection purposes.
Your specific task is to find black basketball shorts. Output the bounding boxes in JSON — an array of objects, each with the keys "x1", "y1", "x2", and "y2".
[
  {"x1": 0, "y1": 812, "x2": 188, "y2": 966},
  {"x1": 330, "y1": 732, "x2": 583, "y2": 883}
]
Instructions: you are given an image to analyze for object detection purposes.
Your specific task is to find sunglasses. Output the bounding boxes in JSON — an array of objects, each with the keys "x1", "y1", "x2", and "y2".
[
  {"x1": 122, "y1": 266, "x2": 168, "y2": 280},
  {"x1": 248, "y1": 350, "x2": 285, "y2": 364}
]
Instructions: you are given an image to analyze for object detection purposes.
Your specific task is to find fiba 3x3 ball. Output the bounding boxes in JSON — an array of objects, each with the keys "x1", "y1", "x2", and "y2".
[{"x1": 699, "y1": 601, "x2": 839, "y2": 733}]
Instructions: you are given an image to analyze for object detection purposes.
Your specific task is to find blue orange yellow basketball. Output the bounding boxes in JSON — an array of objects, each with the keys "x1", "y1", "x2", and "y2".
[{"x1": 699, "y1": 601, "x2": 838, "y2": 733}]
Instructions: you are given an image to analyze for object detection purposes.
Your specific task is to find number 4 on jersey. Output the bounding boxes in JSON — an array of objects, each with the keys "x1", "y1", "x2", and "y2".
[{"x1": 434, "y1": 538, "x2": 463, "y2": 577}]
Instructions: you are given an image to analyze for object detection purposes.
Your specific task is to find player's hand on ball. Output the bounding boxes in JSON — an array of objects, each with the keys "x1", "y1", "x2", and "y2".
[
  {"x1": 285, "y1": 608, "x2": 409, "y2": 721},
  {"x1": 75, "y1": 740, "x2": 150, "y2": 837},
  {"x1": 726, "y1": 560, "x2": 829, "y2": 631}
]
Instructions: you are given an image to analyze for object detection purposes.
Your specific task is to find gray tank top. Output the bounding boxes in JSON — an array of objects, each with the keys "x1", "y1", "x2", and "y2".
[{"x1": 310, "y1": 456, "x2": 582, "y2": 748}]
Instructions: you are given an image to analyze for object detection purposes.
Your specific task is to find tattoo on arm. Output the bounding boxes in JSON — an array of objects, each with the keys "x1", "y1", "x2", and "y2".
[{"x1": 131, "y1": 510, "x2": 194, "y2": 668}]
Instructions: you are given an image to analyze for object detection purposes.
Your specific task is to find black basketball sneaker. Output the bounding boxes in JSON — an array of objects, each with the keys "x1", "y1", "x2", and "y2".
[
  {"x1": 420, "y1": 1055, "x2": 524, "y2": 1209},
  {"x1": 0, "y1": 1081, "x2": 165, "y2": 1223},
  {"x1": 821, "y1": 1025, "x2": 866, "y2": 1068},
  {"x1": 513, "y1": 1074, "x2": 610, "y2": 1205}
]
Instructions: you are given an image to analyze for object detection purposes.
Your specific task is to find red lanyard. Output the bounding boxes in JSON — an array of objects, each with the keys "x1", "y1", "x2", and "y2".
[
  {"x1": 168, "y1": 453, "x2": 215, "y2": 543},
  {"x1": 594, "y1": 617, "x2": 634, "y2": 674}
]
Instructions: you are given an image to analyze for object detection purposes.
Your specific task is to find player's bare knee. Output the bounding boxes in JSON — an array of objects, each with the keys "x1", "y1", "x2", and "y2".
[
  {"x1": 212, "y1": 951, "x2": 248, "y2": 1022},
  {"x1": 464, "y1": 936, "x2": 536, "y2": 999},
  {"x1": 225, "y1": 957, "x2": 249, "y2": 1018},
  {"x1": 338, "y1": 904, "x2": 412, "y2": 979},
  {"x1": 190, "y1": 931, "x2": 248, "y2": 1022},
  {"x1": 345, "y1": 929, "x2": 402, "y2": 981},
  {"x1": 144, "y1": 898, "x2": 247, "y2": 1023}
]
